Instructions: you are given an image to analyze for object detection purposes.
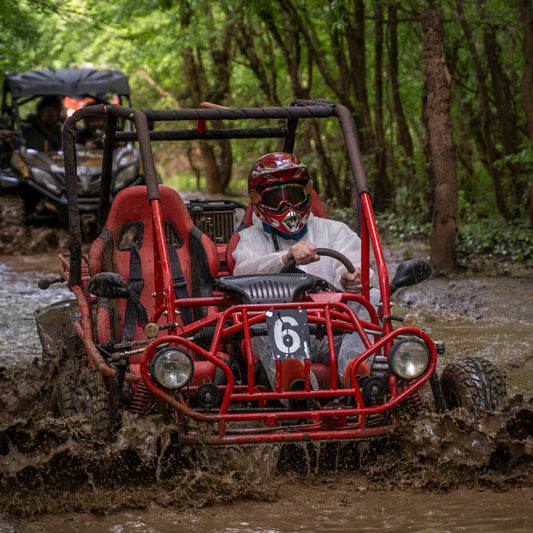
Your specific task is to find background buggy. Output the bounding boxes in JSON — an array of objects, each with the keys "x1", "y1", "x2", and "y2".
[{"x1": 0, "y1": 68, "x2": 143, "y2": 234}]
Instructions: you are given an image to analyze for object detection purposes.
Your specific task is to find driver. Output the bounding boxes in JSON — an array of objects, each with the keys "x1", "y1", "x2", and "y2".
[
  {"x1": 232, "y1": 152, "x2": 379, "y2": 397},
  {"x1": 23, "y1": 96, "x2": 63, "y2": 152},
  {"x1": 77, "y1": 114, "x2": 105, "y2": 149}
]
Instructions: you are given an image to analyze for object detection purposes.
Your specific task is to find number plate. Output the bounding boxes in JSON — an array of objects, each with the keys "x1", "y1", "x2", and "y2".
[{"x1": 265, "y1": 309, "x2": 311, "y2": 360}]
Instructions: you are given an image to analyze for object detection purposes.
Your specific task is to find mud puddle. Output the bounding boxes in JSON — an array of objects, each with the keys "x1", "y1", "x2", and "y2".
[
  {"x1": 0, "y1": 252, "x2": 532, "y2": 532},
  {"x1": 393, "y1": 276, "x2": 533, "y2": 394},
  {"x1": 15, "y1": 486, "x2": 533, "y2": 532},
  {"x1": 0, "y1": 255, "x2": 71, "y2": 369}
]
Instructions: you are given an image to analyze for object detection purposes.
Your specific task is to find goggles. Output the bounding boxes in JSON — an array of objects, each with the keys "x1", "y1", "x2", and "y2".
[{"x1": 255, "y1": 182, "x2": 311, "y2": 212}]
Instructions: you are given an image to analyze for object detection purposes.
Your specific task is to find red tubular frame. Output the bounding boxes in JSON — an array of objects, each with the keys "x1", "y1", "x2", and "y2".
[
  {"x1": 136, "y1": 295, "x2": 437, "y2": 444},
  {"x1": 150, "y1": 198, "x2": 177, "y2": 329}
]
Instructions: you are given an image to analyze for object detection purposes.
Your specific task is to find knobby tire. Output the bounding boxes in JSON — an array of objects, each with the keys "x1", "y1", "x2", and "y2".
[{"x1": 440, "y1": 356, "x2": 506, "y2": 416}]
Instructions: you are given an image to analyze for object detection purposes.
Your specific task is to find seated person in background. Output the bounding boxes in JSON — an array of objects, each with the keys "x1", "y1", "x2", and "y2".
[
  {"x1": 232, "y1": 152, "x2": 380, "y2": 395},
  {"x1": 23, "y1": 96, "x2": 63, "y2": 152},
  {"x1": 77, "y1": 114, "x2": 105, "y2": 149}
]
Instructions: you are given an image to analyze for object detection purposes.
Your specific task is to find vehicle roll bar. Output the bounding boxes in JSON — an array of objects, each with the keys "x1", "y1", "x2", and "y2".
[{"x1": 62, "y1": 101, "x2": 379, "y2": 299}]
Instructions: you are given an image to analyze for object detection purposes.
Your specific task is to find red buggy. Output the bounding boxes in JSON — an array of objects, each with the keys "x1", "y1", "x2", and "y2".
[{"x1": 37, "y1": 100, "x2": 506, "y2": 445}]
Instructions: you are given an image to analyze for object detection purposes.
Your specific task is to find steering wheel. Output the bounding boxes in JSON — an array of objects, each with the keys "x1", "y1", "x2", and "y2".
[{"x1": 280, "y1": 247, "x2": 356, "y2": 274}]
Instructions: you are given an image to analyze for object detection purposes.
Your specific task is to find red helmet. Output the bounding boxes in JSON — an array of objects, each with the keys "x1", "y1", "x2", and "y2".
[{"x1": 248, "y1": 152, "x2": 312, "y2": 236}]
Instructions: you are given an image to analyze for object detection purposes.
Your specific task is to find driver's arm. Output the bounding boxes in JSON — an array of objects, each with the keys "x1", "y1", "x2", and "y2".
[
  {"x1": 232, "y1": 227, "x2": 287, "y2": 274},
  {"x1": 318, "y1": 217, "x2": 364, "y2": 291}
]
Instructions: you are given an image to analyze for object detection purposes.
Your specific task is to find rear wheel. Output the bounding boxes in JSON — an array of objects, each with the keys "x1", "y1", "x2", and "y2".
[
  {"x1": 440, "y1": 357, "x2": 506, "y2": 416},
  {"x1": 54, "y1": 365, "x2": 112, "y2": 440}
]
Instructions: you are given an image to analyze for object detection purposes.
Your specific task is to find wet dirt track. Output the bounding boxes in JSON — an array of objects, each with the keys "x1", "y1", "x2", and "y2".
[{"x1": 0, "y1": 219, "x2": 532, "y2": 531}]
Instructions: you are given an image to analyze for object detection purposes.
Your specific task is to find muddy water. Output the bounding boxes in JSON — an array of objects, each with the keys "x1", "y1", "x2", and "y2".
[
  {"x1": 0, "y1": 253, "x2": 532, "y2": 533},
  {"x1": 393, "y1": 277, "x2": 533, "y2": 397},
  {"x1": 0, "y1": 255, "x2": 71, "y2": 368},
  {"x1": 16, "y1": 486, "x2": 533, "y2": 532}
]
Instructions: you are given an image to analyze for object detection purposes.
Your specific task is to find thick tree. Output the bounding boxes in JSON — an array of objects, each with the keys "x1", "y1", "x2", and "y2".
[
  {"x1": 483, "y1": 21, "x2": 525, "y2": 219},
  {"x1": 455, "y1": 0, "x2": 509, "y2": 220},
  {"x1": 388, "y1": 3, "x2": 415, "y2": 198},
  {"x1": 422, "y1": 6, "x2": 458, "y2": 275}
]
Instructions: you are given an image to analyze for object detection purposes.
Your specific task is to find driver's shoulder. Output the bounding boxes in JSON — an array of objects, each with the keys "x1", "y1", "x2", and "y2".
[
  {"x1": 235, "y1": 223, "x2": 268, "y2": 249},
  {"x1": 310, "y1": 215, "x2": 350, "y2": 235}
]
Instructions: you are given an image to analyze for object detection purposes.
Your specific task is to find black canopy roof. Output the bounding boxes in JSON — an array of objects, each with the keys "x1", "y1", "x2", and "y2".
[{"x1": 4, "y1": 68, "x2": 130, "y2": 99}]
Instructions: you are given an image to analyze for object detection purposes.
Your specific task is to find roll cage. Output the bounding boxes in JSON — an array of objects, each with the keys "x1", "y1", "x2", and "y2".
[
  {"x1": 62, "y1": 100, "x2": 391, "y2": 330},
  {"x1": 1, "y1": 68, "x2": 131, "y2": 135}
]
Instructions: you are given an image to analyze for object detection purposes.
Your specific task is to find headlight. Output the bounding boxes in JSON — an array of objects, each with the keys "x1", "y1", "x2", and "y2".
[
  {"x1": 150, "y1": 347, "x2": 194, "y2": 389},
  {"x1": 31, "y1": 167, "x2": 61, "y2": 195},
  {"x1": 112, "y1": 147, "x2": 140, "y2": 193},
  {"x1": 77, "y1": 167, "x2": 101, "y2": 195},
  {"x1": 22, "y1": 149, "x2": 45, "y2": 167},
  {"x1": 113, "y1": 163, "x2": 138, "y2": 193},
  {"x1": 388, "y1": 338, "x2": 430, "y2": 380}
]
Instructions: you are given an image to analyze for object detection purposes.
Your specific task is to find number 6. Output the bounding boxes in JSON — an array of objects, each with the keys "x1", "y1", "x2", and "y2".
[{"x1": 273, "y1": 315, "x2": 301, "y2": 355}]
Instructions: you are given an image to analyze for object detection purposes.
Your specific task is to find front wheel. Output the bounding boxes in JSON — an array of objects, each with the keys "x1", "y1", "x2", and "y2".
[
  {"x1": 440, "y1": 357, "x2": 506, "y2": 416},
  {"x1": 53, "y1": 365, "x2": 112, "y2": 440}
]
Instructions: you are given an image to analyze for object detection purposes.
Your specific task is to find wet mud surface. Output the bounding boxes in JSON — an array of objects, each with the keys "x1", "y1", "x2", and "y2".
[
  {"x1": 0, "y1": 195, "x2": 69, "y2": 256},
  {"x1": 0, "y1": 201, "x2": 532, "y2": 531}
]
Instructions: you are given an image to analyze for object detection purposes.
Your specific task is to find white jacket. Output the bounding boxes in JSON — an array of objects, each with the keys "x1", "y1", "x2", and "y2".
[{"x1": 232, "y1": 213, "x2": 362, "y2": 291}]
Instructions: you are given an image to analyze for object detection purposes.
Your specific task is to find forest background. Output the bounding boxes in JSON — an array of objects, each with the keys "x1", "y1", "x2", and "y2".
[{"x1": 1, "y1": 0, "x2": 532, "y2": 274}]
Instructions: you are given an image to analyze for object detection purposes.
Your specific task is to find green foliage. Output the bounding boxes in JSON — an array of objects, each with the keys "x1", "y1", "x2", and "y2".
[
  {"x1": 375, "y1": 212, "x2": 433, "y2": 242},
  {"x1": 457, "y1": 218, "x2": 533, "y2": 262},
  {"x1": 2, "y1": 0, "x2": 533, "y2": 258},
  {"x1": 493, "y1": 145, "x2": 533, "y2": 169},
  {"x1": 322, "y1": 200, "x2": 357, "y2": 229},
  {"x1": 160, "y1": 168, "x2": 199, "y2": 192},
  {"x1": 374, "y1": 204, "x2": 533, "y2": 264},
  {"x1": 324, "y1": 199, "x2": 533, "y2": 275},
  {"x1": 0, "y1": 1, "x2": 51, "y2": 72}
]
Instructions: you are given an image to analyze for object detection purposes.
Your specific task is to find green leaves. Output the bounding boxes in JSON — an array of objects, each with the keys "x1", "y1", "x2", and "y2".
[
  {"x1": 457, "y1": 218, "x2": 533, "y2": 262},
  {"x1": 3, "y1": 0, "x2": 532, "y2": 230}
]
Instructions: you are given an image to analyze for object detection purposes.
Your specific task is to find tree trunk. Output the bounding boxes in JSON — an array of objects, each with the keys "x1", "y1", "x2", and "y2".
[
  {"x1": 235, "y1": 20, "x2": 281, "y2": 106},
  {"x1": 422, "y1": 81, "x2": 435, "y2": 223},
  {"x1": 249, "y1": 2, "x2": 347, "y2": 202},
  {"x1": 422, "y1": 7, "x2": 458, "y2": 275},
  {"x1": 483, "y1": 24, "x2": 523, "y2": 218},
  {"x1": 308, "y1": 120, "x2": 345, "y2": 203},
  {"x1": 520, "y1": 0, "x2": 533, "y2": 226},
  {"x1": 180, "y1": 59, "x2": 222, "y2": 194},
  {"x1": 179, "y1": 3, "x2": 223, "y2": 195},
  {"x1": 345, "y1": 0, "x2": 374, "y2": 154},
  {"x1": 208, "y1": 28, "x2": 233, "y2": 192}
]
